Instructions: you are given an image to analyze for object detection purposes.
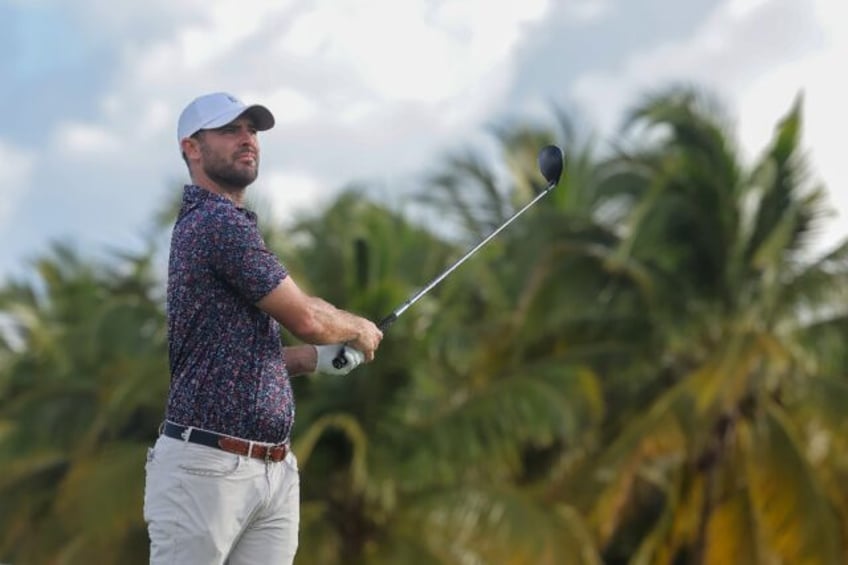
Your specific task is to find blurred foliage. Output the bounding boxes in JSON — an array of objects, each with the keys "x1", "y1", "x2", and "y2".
[{"x1": 2, "y1": 86, "x2": 847, "y2": 564}]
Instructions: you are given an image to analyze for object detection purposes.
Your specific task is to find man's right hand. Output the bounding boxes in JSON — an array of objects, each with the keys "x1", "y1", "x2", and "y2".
[{"x1": 349, "y1": 318, "x2": 383, "y2": 362}]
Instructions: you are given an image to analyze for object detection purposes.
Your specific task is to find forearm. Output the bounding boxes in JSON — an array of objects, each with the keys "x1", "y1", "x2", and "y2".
[
  {"x1": 258, "y1": 279, "x2": 369, "y2": 343},
  {"x1": 284, "y1": 344, "x2": 318, "y2": 376},
  {"x1": 297, "y1": 296, "x2": 370, "y2": 344},
  {"x1": 257, "y1": 278, "x2": 382, "y2": 360}
]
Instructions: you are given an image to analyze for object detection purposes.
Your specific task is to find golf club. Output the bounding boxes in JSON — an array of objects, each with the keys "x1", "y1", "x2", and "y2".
[{"x1": 332, "y1": 144, "x2": 565, "y2": 369}]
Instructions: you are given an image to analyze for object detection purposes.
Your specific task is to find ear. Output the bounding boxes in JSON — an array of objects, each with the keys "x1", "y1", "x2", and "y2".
[{"x1": 180, "y1": 136, "x2": 201, "y2": 161}]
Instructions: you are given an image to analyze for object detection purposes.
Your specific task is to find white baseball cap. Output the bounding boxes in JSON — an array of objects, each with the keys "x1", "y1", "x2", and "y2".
[{"x1": 177, "y1": 92, "x2": 275, "y2": 144}]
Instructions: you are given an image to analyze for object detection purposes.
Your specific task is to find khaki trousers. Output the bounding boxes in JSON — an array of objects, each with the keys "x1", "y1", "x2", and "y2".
[{"x1": 144, "y1": 434, "x2": 300, "y2": 564}]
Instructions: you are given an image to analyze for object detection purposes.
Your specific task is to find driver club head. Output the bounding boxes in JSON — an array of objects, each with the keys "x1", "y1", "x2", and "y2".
[{"x1": 537, "y1": 145, "x2": 564, "y2": 186}]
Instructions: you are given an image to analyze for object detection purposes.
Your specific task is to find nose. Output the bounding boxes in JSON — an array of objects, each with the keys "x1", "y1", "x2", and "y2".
[{"x1": 238, "y1": 129, "x2": 257, "y2": 147}]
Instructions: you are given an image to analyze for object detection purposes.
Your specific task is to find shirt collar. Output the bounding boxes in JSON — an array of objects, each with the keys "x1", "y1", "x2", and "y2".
[{"x1": 182, "y1": 184, "x2": 257, "y2": 220}]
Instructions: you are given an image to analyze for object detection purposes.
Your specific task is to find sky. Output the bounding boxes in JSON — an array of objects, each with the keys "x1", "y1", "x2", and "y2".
[{"x1": 2, "y1": 0, "x2": 846, "y2": 283}]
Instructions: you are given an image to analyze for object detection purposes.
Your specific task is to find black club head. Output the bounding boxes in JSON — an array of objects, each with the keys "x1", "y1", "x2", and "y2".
[{"x1": 537, "y1": 145, "x2": 564, "y2": 186}]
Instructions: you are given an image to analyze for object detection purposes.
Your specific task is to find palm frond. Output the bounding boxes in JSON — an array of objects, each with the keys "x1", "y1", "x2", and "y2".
[{"x1": 742, "y1": 406, "x2": 843, "y2": 564}]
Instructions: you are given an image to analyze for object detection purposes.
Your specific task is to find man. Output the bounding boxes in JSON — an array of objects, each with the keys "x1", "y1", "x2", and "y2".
[{"x1": 144, "y1": 92, "x2": 383, "y2": 565}]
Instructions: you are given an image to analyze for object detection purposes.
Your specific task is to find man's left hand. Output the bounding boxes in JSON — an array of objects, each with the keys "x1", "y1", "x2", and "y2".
[{"x1": 314, "y1": 344, "x2": 364, "y2": 375}]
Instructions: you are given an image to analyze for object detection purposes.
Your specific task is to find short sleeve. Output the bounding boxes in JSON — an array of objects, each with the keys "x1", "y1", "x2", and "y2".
[{"x1": 203, "y1": 206, "x2": 288, "y2": 303}]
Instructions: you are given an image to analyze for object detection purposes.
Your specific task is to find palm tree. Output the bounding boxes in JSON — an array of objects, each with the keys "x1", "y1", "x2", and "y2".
[
  {"x1": 564, "y1": 88, "x2": 848, "y2": 564},
  {"x1": 0, "y1": 243, "x2": 168, "y2": 564},
  {"x1": 275, "y1": 114, "x2": 615, "y2": 562}
]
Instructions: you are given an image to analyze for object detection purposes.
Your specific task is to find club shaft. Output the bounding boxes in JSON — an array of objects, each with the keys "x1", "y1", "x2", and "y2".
[
  {"x1": 332, "y1": 177, "x2": 558, "y2": 368},
  {"x1": 387, "y1": 179, "x2": 556, "y2": 324}
]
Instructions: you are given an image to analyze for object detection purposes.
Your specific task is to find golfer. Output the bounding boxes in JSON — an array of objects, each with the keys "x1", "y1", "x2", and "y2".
[{"x1": 143, "y1": 92, "x2": 383, "y2": 564}]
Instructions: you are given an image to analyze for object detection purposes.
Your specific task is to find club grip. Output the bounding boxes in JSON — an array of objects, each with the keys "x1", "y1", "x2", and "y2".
[
  {"x1": 377, "y1": 313, "x2": 398, "y2": 332},
  {"x1": 331, "y1": 312, "x2": 399, "y2": 369}
]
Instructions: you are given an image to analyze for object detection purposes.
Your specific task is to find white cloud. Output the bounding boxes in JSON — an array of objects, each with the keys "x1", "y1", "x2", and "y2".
[
  {"x1": 255, "y1": 170, "x2": 327, "y2": 226},
  {"x1": 262, "y1": 88, "x2": 319, "y2": 125},
  {"x1": 131, "y1": 1, "x2": 287, "y2": 82},
  {"x1": 48, "y1": 0, "x2": 554, "y2": 223},
  {"x1": 277, "y1": 0, "x2": 550, "y2": 104},
  {"x1": 571, "y1": 0, "x2": 823, "y2": 133},
  {"x1": 569, "y1": 0, "x2": 847, "y2": 249},
  {"x1": 52, "y1": 122, "x2": 119, "y2": 157},
  {"x1": 73, "y1": 0, "x2": 551, "y2": 134},
  {"x1": 727, "y1": 0, "x2": 772, "y2": 19},
  {"x1": 561, "y1": 0, "x2": 613, "y2": 23},
  {"x1": 0, "y1": 140, "x2": 35, "y2": 226},
  {"x1": 734, "y1": 0, "x2": 846, "y2": 159}
]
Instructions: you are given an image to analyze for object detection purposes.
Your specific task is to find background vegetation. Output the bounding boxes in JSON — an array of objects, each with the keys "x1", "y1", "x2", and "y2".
[{"x1": 3, "y1": 86, "x2": 848, "y2": 564}]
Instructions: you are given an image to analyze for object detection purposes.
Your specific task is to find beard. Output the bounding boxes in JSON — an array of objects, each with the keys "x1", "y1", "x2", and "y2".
[{"x1": 199, "y1": 144, "x2": 259, "y2": 190}]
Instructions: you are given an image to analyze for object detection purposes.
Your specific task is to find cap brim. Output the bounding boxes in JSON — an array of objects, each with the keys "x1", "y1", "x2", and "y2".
[{"x1": 242, "y1": 105, "x2": 275, "y2": 131}]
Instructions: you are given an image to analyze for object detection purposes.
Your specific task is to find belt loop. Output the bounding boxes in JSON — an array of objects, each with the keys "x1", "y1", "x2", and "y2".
[
  {"x1": 181, "y1": 426, "x2": 193, "y2": 442},
  {"x1": 247, "y1": 441, "x2": 254, "y2": 458}
]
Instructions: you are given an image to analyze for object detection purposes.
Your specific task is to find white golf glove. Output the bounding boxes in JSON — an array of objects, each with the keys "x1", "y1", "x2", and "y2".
[{"x1": 314, "y1": 344, "x2": 365, "y2": 375}]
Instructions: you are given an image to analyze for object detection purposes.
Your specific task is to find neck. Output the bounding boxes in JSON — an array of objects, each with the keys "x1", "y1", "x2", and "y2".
[{"x1": 191, "y1": 174, "x2": 247, "y2": 207}]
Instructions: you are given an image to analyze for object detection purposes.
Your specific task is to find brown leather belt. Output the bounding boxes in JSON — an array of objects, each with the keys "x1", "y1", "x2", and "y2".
[{"x1": 162, "y1": 421, "x2": 289, "y2": 463}]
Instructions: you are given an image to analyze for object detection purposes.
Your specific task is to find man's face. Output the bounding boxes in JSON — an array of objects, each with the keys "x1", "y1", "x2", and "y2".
[{"x1": 194, "y1": 116, "x2": 260, "y2": 189}]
